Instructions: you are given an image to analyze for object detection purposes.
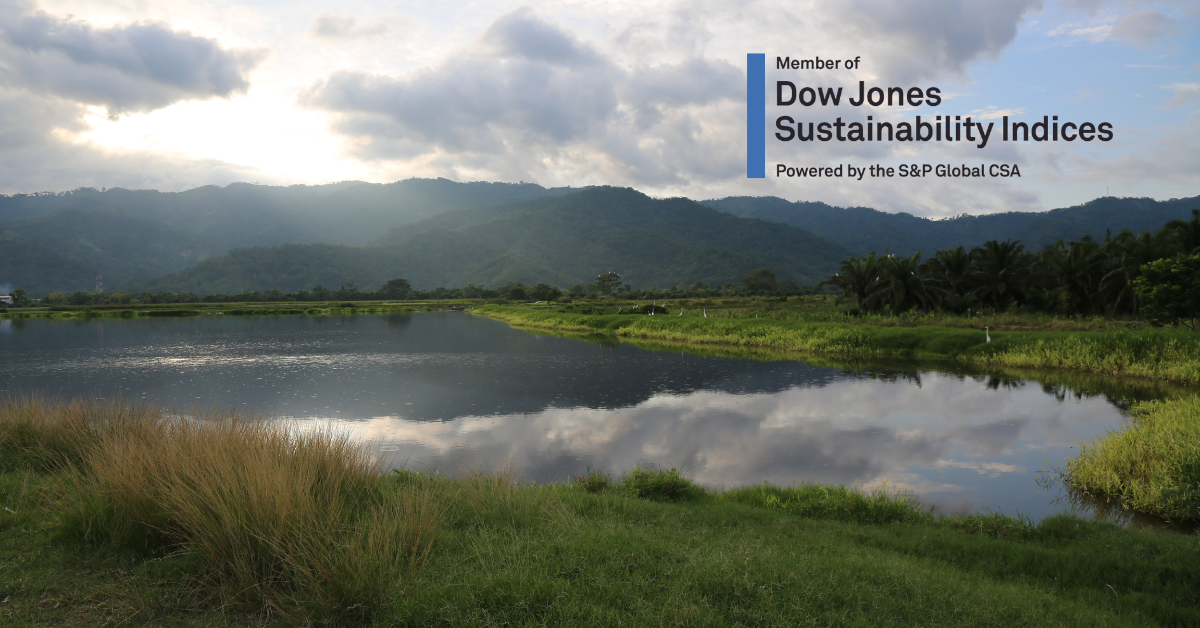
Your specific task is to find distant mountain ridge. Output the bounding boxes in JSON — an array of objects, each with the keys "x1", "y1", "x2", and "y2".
[
  {"x1": 0, "y1": 179, "x2": 575, "y2": 294},
  {"x1": 703, "y1": 195, "x2": 1200, "y2": 256},
  {"x1": 2, "y1": 177, "x2": 1197, "y2": 296},
  {"x1": 128, "y1": 187, "x2": 858, "y2": 293},
  {"x1": 0, "y1": 178, "x2": 575, "y2": 252}
]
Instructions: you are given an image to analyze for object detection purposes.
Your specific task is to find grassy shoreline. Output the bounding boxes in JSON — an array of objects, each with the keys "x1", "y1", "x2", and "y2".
[
  {"x1": 0, "y1": 300, "x2": 482, "y2": 320},
  {"x1": 1066, "y1": 397, "x2": 1200, "y2": 521},
  {"x1": 2, "y1": 396, "x2": 1199, "y2": 626},
  {"x1": 472, "y1": 305, "x2": 1200, "y2": 384}
]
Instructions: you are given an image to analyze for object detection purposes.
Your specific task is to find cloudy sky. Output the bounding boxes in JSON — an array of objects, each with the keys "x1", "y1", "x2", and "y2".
[{"x1": 0, "y1": 0, "x2": 1196, "y2": 217}]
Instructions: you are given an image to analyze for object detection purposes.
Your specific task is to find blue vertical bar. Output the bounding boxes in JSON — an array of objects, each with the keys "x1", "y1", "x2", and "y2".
[{"x1": 747, "y1": 53, "x2": 765, "y2": 178}]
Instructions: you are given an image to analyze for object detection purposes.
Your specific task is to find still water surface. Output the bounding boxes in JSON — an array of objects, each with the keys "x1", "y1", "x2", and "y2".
[{"x1": 0, "y1": 312, "x2": 1159, "y2": 519}]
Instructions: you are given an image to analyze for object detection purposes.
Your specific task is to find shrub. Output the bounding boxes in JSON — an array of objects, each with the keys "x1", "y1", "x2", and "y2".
[
  {"x1": 573, "y1": 466, "x2": 612, "y2": 493},
  {"x1": 619, "y1": 466, "x2": 705, "y2": 502}
]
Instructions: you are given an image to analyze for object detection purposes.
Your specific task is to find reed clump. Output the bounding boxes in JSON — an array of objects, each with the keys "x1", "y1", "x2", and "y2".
[
  {"x1": 1065, "y1": 396, "x2": 1200, "y2": 521},
  {"x1": 0, "y1": 395, "x2": 442, "y2": 624},
  {"x1": 618, "y1": 465, "x2": 705, "y2": 502}
]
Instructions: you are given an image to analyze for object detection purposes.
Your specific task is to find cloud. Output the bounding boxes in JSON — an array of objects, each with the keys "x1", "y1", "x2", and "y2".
[
  {"x1": 822, "y1": 0, "x2": 1045, "y2": 81},
  {"x1": 299, "y1": 3, "x2": 1070, "y2": 206},
  {"x1": 0, "y1": 2, "x2": 267, "y2": 115},
  {"x1": 300, "y1": 8, "x2": 743, "y2": 186},
  {"x1": 307, "y1": 12, "x2": 387, "y2": 42},
  {"x1": 0, "y1": 97, "x2": 265, "y2": 193},
  {"x1": 481, "y1": 7, "x2": 600, "y2": 67},
  {"x1": 1108, "y1": 9, "x2": 1180, "y2": 44},
  {"x1": 0, "y1": 3, "x2": 270, "y2": 194},
  {"x1": 970, "y1": 106, "x2": 1026, "y2": 120},
  {"x1": 300, "y1": 9, "x2": 618, "y2": 152},
  {"x1": 1163, "y1": 82, "x2": 1200, "y2": 108}
]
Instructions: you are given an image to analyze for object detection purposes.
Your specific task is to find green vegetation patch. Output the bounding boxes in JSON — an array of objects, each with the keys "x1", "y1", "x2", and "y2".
[
  {"x1": 474, "y1": 305, "x2": 1200, "y2": 384},
  {"x1": 4, "y1": 396, "x2": 1200, "y2": 627},
  {"x1": 141, "y1": 309, "x2": 202, "y2": 317},
  {"x1": 1067, "y1": 396, "x2": 1200, "y2": 521}
]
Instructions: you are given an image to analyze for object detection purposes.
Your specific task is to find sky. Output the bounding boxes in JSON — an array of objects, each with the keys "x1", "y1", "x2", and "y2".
[{"x1": 0, "y1": 0, "x2": 1196, "y2": 217}]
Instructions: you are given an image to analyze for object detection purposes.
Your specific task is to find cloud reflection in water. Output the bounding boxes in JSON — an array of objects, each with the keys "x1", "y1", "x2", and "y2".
[{"x1": 1, "y1": 312, "x2": 1130, "y2": 518}]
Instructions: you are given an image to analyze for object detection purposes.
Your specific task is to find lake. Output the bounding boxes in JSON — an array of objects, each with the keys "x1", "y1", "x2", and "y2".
[{"x1": 0, "y1": 312, "x2": 1166, "y2": 520}]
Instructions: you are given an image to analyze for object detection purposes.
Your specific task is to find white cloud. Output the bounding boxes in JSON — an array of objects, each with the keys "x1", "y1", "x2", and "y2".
[
  {"x1": 971, "y1": 106, "x2": 1026, "y2": 120},
  {"x1": 0, "y1": 1, "x2": 267, "y2": 116},
  {"x1": 1163, "y1": 82, "x2": 1200, "y2": 108},
  {"x1": 299, "y1": 8, "x2": 743, "y2": 187},
  {"x1": 0, "y1": 1, "x2": 270, "y2": 193},
  {"x1": 822, "y1": 0, "x2": 1045, "y2": 81},
  {"x1": 1109, "y1": 9, "x2": 1180, "y2": 44},
  {"x1": 307, "y1": 12, "x2": 387, "y2": 42}
]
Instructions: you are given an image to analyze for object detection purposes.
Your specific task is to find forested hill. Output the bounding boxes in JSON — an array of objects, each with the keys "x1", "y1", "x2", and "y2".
[
  {"x1": 704, "y1": 195, "x2": 1200, "y2": 256},
  {"x1": 0, "y1": 178, "x2": 572, "y2": 252},
  {"x1": 129, "y1": 187, "x2": 858, "y2": 294},
  {"x1": 7, "y1": 177, "x2": 1198, "y2": 297},
  {"x1": 0, "y1": 179, "x2": 574, "y2": 294},
  {"x1": 0, "y1": 207, "x2": 212, "y2": 293}
]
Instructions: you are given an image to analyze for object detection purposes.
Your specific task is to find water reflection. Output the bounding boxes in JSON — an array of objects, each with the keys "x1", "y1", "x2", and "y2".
[
  {"x1": 0, "y1": 312, "x2": 1185, "y2": 520},
  {"x1": 357, "y1": 372, "x2": 1117, "y2": 517}
]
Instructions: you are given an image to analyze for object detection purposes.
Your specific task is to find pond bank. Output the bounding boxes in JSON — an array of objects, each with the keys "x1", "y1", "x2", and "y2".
[
  {"x1": 1066, "y1": 396, "x2": 1200, "y2": 521},
  {"x1": 472, "y1": 305, "x2": 1200, "y2": 385},
  {"x1": 1, "y1": 396, "x2": 1197, "y2": 626}
]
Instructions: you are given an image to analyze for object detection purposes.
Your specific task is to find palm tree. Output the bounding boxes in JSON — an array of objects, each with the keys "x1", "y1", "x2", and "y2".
[
  {"x1": 923, "y1": 246, "x2": 973, "y2": 312},
  {"x1": 1100, "y1": 229, "x2": 1164, "y2": 316},
  {"x1": 821, "y1": 252, "x2": 884, "y2": 309},
  {"x1": 1039, "y1": 238, "x2": 1105, "y2": 315},
  {"x1": 864, "y1": 252, "x2": 941, "y2": 313},
  {"x1": 972, "y1": 240, "x2": 1033, "y2": 311}
]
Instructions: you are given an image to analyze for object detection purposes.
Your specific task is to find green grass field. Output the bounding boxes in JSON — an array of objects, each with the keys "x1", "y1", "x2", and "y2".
[{"x1": 2, "y1": 397, "x2": 1198, "y2": 627}]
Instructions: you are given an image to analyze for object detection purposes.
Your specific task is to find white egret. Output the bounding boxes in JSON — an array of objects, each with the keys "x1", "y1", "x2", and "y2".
[{"x1": 985, "y1": 326, "x2": 991, "y2": 343}]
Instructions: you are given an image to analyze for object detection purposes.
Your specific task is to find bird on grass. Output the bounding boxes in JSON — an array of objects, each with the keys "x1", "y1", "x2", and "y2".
[{"x1": 985, "y1": 326, "x2": 991, "y2": 343}]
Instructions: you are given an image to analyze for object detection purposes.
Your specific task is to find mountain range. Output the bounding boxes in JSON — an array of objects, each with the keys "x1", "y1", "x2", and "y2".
[
  {"x1": 1, "y1": 179, "x2": 1196, "y2": 296},
  {"x1": 703, "y1": 195, "x2": 1200, "y2": 256},
  {"x1": 126, "y1": 187, "x2": 856, "y2": 294}
]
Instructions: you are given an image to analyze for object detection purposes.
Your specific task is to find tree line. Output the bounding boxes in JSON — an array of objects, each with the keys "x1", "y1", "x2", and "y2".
[
  {"x1": 6, "y1": 210, "x2": 1196, "y2": 328},
  {"x1": 821, "y1": 210, "x2": 1200, "y2": 327},
  {"x1": 2, "y1": 268, "x2": 806, "y2": 309}
]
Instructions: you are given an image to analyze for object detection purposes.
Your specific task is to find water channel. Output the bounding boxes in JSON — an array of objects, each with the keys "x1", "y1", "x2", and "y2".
[{"x1": 1, "y1": 312, "x2": 1185, "y2": 522}]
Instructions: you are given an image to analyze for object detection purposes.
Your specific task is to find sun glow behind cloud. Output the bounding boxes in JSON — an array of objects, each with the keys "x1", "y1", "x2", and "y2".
[{"x1": 75, "y1": 96, "x2": 372, "y2": 184}]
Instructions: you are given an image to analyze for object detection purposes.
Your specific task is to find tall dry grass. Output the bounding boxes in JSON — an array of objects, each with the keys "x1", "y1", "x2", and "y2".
[{"x1": 0, "y1": 395, "x2": 441, "y2": 624}]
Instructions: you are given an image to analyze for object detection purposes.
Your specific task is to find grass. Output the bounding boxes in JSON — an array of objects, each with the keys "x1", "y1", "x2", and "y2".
[
  {"x1": 3, "y1": 396, "x2": 1199, "y2": 626},
  {"x1": 473, "y1": 304, "x2": 1200, "y2": 384},
  {"x1": 390, "y1": 469, "x2": 1200, "y2": 627},
  {"x1": 1066, "y1": 396, "x2": 1200, "y2": 521},
  {"x1": 0, "y1": 395, "x2": 441, "y2": 625}
]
